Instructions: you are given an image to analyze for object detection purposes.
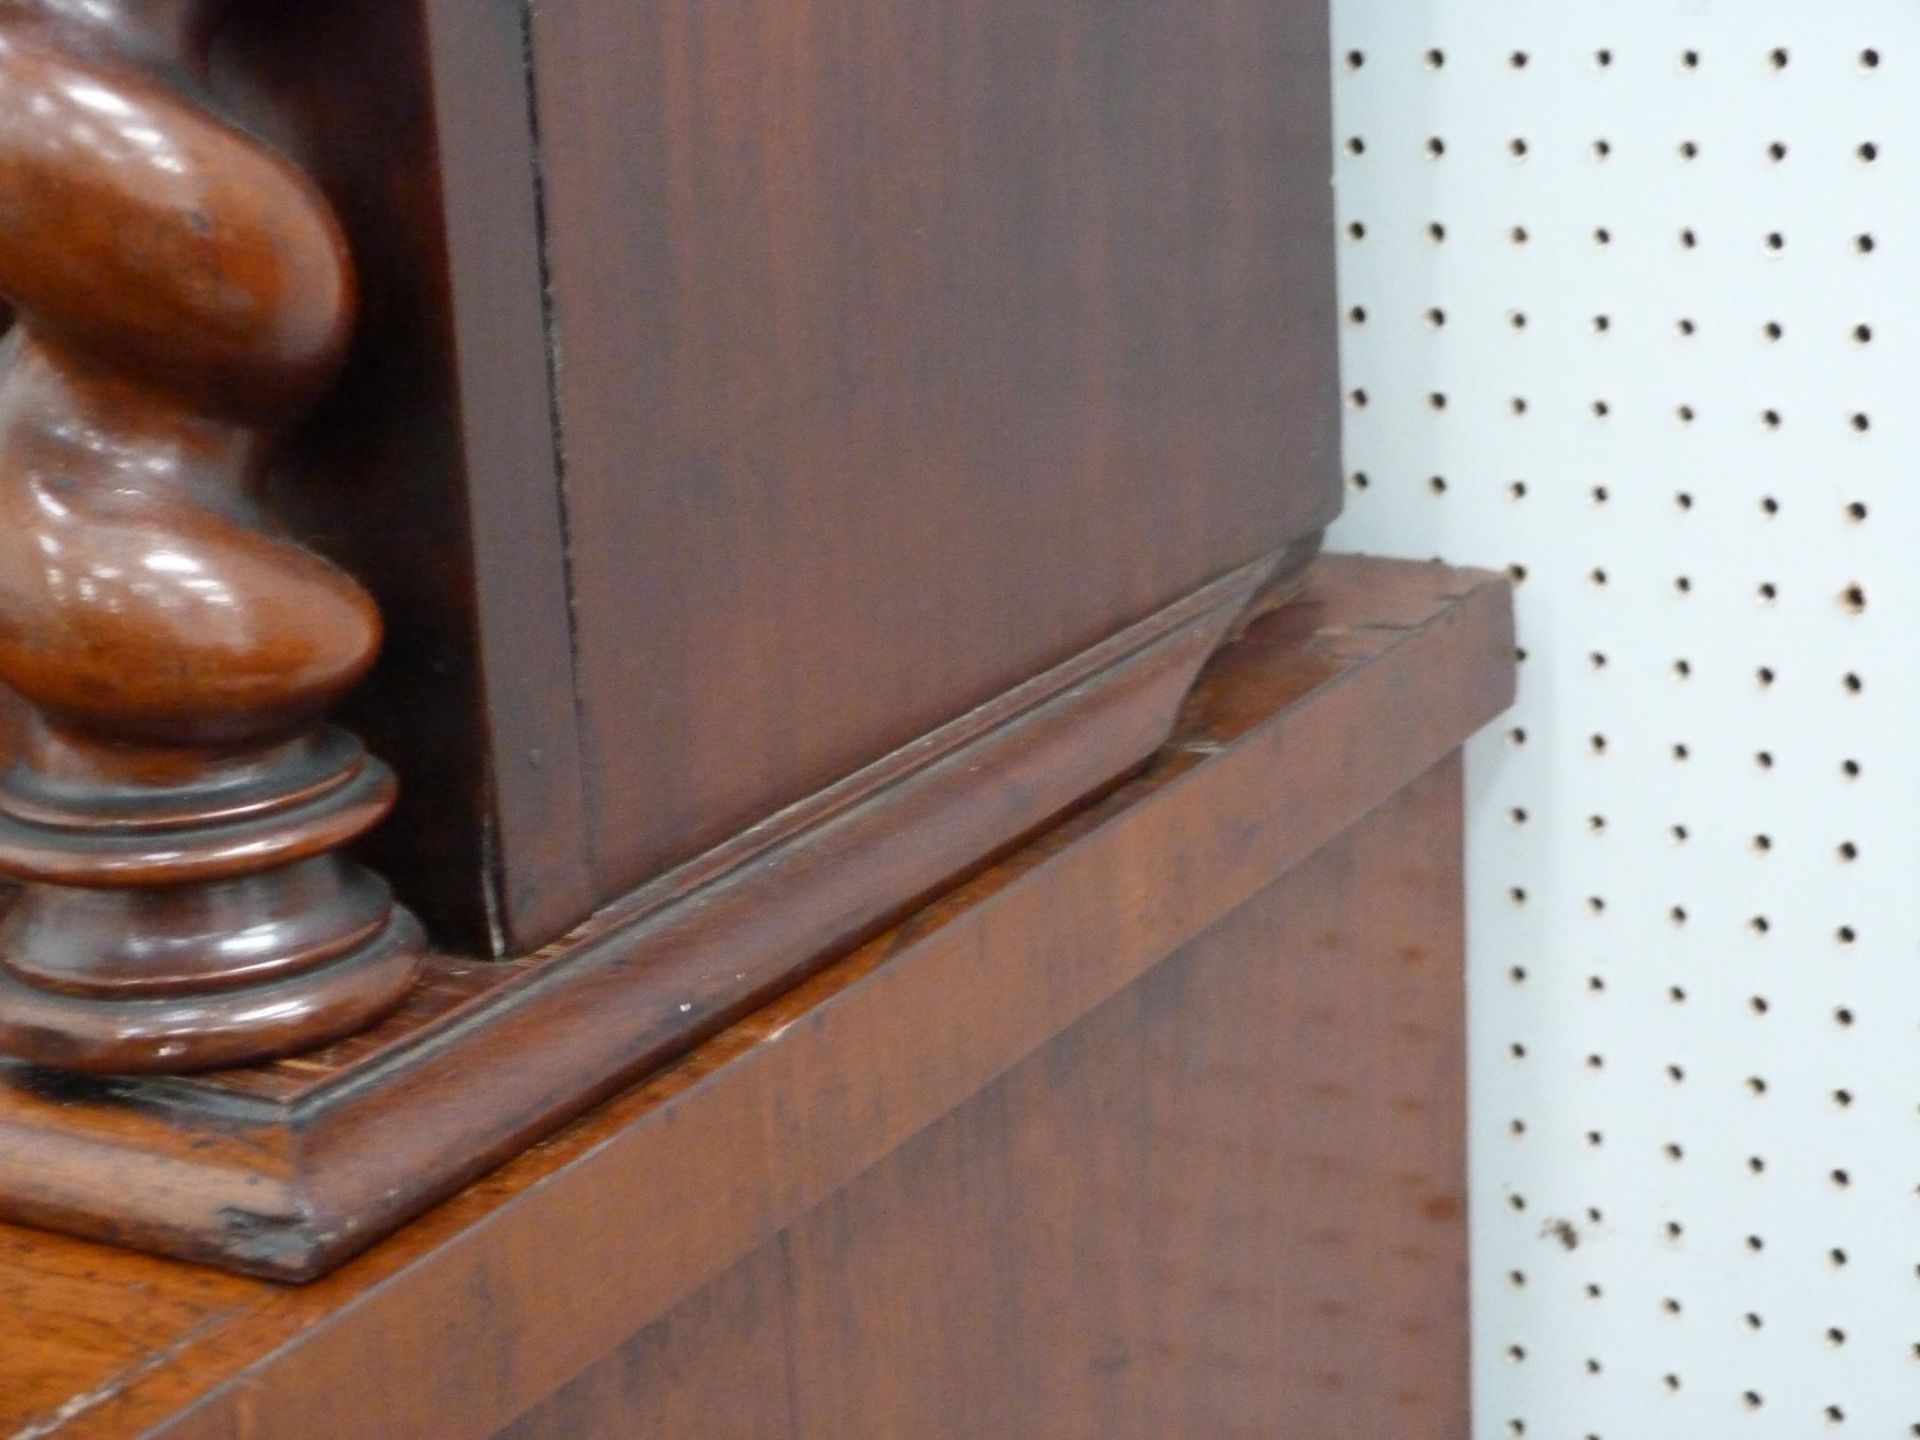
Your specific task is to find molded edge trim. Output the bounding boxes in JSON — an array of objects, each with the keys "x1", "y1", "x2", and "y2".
[{"x1": 0, "y1": 553, "x2": 1283, "y2": 1278}]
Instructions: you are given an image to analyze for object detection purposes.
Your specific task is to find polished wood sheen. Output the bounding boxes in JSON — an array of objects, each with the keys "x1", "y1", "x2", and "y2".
[
  {"x1": 48, "y1": 0, "x2": 1342, "y2": 960},
  {"x1": 533, "y1": 0, "x2": 1343, "y2": 897},
  {"x1": 0, "y1": 1, "x2": 1497, "y2": 1425},
  {"x1": 0, "y1": 556, "x2": 1504, "y2": 1439},
  {"x1": 500, "y1": 764, "x2": 1469, "y2": 1440},
  {"x1": 0, "y1": 0, "x2": 421, "y2": 1071},
  {"x1": 0, "y1": 554, "x2": 1340, "y2": 1279},
  {"x1": 0, "y1": 0, "x2": 1354, "y2": 1276},
  {"x1": 0, "y1": 0, "x2": 1344, "y2": 1058}
]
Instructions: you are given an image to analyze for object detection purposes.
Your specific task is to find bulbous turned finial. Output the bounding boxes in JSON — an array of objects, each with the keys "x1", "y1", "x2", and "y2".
[{"x1": 0, "y1": 0, "x2": 423, "y2": 1072}]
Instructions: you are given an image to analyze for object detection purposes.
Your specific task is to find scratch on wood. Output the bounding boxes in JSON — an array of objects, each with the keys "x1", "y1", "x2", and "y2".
[{"x1": 8, "y1": 1308, "x2": 249, "y2": 1440}]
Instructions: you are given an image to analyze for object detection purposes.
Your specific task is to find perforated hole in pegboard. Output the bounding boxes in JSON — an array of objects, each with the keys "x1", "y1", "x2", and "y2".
[{"x1": 1330, "y1": 4, "x2": 1920, "y2": 1436}]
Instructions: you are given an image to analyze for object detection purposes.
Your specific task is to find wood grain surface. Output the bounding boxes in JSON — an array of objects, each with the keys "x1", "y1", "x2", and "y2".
[
  {"x1": 170, "y1": 0, "x2": 1341, "y2": 960},
  {"x1": 499, "y1": 759, "x2": 1468, "y2": 1440},
  {"x1": 222, "y1": 0, "x2": 592, "y2": 953},
  {"x1": 0, "y1": 555, "x2": 1507, "y2": 1439},
  {"x1": 0, "y1": 0, "x2": 1342, "y2": 968},
  {"x1": 530, "y1": 0, "x2": 1343, "y2": 899},
  {"x1": 0, "y1": 554, "x2": 1275, "y2": 1280}
]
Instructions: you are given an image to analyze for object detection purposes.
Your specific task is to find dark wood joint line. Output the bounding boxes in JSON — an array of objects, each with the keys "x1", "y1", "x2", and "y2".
[{"x1": 0, "y1": 0, "x2": 423, "y2": 1073}]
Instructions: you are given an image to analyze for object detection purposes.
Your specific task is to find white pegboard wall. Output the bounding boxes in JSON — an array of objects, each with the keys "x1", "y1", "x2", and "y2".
[{"x1": 1329, "y1": 5, "x2": 1920, "y2": 1437}]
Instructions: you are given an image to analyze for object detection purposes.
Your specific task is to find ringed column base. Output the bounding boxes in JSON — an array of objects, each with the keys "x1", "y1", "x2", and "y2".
[{"x1": 0, "y1": 734, "x2": 425, "y2": 1074}]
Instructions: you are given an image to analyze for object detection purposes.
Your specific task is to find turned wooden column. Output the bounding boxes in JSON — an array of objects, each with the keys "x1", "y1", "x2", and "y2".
[{"x1": 0, "y1": 0, "x2": 423, "y2": 1072}]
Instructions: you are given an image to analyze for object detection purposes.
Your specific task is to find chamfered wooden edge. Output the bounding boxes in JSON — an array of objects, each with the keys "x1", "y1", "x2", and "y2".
[
  {"x1": 0, "y1": 545, "x2": 1313, "y2": 1280},
  {"x1": 418, "y1": 0, "x2": 599, "y2": 952},
  {"x1": 0, "y1": 554, "x2": 1512, "y2": 1440}
]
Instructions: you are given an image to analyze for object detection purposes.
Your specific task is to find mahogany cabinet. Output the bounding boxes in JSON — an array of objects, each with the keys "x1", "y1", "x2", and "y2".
[
  {"x1": 0, "y1": 558, "x2": 1512, "y2": 1439},
  {"x1": 0, "y1": 0, "x2": 1512, "y2": 1433},
  {"x1": 244, "y1": 0, "x2": 1340, "y2": 961}
]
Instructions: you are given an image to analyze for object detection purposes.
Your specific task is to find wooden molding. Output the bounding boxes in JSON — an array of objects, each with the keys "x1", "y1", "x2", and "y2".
[
  {"x1": 0, "y1": 555, "x2": 1509, "y2": 1440},
  {"x1": 0, "y1": 547, "x2": 1327, "y2": 1278},
  {"x1": 0, "y1": 1, "x2": 423, "y2": 1072}
]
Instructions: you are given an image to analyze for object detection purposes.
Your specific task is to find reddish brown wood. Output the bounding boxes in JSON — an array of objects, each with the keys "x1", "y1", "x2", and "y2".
[
  {"x1": 0, "y1": 558, "x2": 1500, "y2": 1435},
  {"x1": 500, "y1": 759, "x2": 1468, "y2": 1440},
  {"x1": 0, "y1": 557, "x2": 1506, "y2": 1393},
  {"x1": 0, "y1": 690, "x2": 20, "y2": 771},
  {"x1": 0, "y1": 0, "x2": 1350, "y2": 972},
  {"x1": 217, "y1": 0, "x2": 597, "y2": 953},
  {"x1": 0, "y1": 0, "x2": 422, "y2": 1072},
  {"x1": 0, "y1": 554, "x2": 1285, "y2": 1277},
  {"x1": 530, "y1": 0, "x2": 1344, "y2": 902},
  {"x1": 84, "y1": 0, "x2": 1346, "y2": 965}
]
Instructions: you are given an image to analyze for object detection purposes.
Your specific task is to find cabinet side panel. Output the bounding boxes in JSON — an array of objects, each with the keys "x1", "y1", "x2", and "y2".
[{"x1": 529, "y1": 0, "x2": 1341, "y2": 896}]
